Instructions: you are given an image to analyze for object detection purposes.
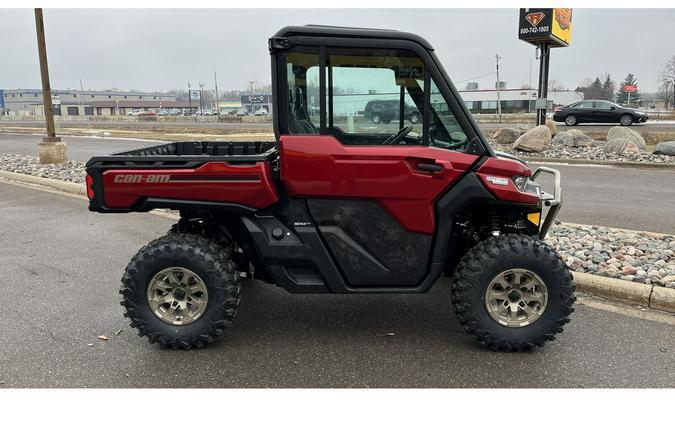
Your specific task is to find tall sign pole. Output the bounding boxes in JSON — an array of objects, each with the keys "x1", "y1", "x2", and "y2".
[
  {"x1": 518, "y1": 8, "x2": 573, "y2": 127},
  {"x1": 214, "y1": 72, "x2": 220, "y2": 116},
  {"x1": 34, "y1": 8, "x2": 66, "y2": 164}
]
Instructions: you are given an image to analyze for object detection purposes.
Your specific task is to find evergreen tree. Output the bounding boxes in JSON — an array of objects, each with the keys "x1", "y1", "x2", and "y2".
[
  {"x1": 587, "y1": 77, "x2": 603, "y2": 99},
  {"x1": 616, "y1": 74, "x2": 640, "y2": 105},
  {"x1": 601, "y1": 75, "x2": 615, "y2": 101}
]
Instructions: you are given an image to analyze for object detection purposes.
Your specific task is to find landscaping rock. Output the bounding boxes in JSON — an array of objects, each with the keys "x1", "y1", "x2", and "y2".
[
  {"x1": 603, "y1": 137, "x2": 640, "y2": 155},
  {"x1": 552, "y1": 129, "x2": 593, "y2": 147},
  {"x1": 545, "y1": 119, "x2": 557, "y2": 137},
  {"x1": 491, "y1": 128, "x2": 520, "y2": 144},
  {"x1": 566, "y1": 129, "x2": 593, "y2": 147},
  {"x1": 607, "y1": 126, "x2": 646, "y2": 149},
  {"x1": 653, "y1": 140, "x2": 675, "y2": 156},
  {"x1": 513, "y1": 125, "x2": 551, "y2": 152}
]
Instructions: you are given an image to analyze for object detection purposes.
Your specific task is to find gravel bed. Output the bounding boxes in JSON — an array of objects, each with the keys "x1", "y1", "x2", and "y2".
[
  {"x1": 546, "y1": 223, "x2": 675, "y2": 288},
  {"x1": 1, "y1": 153, "x2": 673, "y2": 288},
  {"x1": 489, "y1": 139, "x2": 675, "y2": 163},
  {"x1": 0, "y1": 154, "x2": 86, "y2": 184}
]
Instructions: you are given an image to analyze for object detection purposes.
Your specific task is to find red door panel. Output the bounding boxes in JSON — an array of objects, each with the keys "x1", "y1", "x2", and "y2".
[{"x1": 280, "y1": 135, "x2": 478, "y2": 234}]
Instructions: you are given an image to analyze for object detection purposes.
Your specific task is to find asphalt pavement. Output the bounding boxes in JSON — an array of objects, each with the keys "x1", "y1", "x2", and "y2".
[
  {"x1": 1, "y1": 133, "x2": 674, "y2": 233},
  {"x1": 0, "y1": 181, "x2": 674, "y2": 388}
]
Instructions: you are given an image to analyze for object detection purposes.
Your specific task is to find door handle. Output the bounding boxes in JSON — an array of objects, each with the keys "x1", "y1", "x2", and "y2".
[{"x1": 417, "y1": 163, "x2": 443, "y2": 172}]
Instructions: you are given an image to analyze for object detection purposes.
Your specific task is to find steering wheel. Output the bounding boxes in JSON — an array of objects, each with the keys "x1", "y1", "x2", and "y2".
[{"x1": 382, "y1": 125, "x2": 413, "y2": 145}]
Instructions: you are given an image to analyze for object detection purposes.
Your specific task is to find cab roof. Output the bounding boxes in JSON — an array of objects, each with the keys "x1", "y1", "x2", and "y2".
[{"x1": 273, "y1": 25, "x2": 434, "y2": 50}]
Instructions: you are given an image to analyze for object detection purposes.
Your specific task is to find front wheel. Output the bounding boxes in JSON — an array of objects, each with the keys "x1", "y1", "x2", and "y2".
[
  {"x1": 450, "y1": 234, "x2": 575, "y2": 352},
  {"x1": 619, "y1": 114, "x2": 634, "y2": 126},
  {"x1": 120, "y1": 233, "x2": 240, "y2": 350}
]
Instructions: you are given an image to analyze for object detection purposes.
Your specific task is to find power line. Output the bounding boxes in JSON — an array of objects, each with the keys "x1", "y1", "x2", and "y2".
[{"x1": 455, "y1": 71, "x2": 497, "y2": 85}]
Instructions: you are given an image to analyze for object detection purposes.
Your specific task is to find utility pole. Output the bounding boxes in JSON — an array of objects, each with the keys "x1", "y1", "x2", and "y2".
[
  {"x1": 188, "y1": 82, "x2": 192, "y2": 115},
  {"x1": 199, "y1": 83, "x2": 204, "y2": 113},
  {"x1": 214, "y1": 71, "x2": 220, "y2": 116},
  {"x1": 528, "y1": 57, "x2": 533, "y2": 113},
  {"x1": 495, "y1": 54, "x2": 502, "y2": 123},
  {"x1": 34, "y1": 8, "x2": 66, "y2": 164}
]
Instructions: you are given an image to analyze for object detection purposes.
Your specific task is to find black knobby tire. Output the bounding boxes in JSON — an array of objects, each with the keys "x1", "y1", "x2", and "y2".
[
  {"x1": 120, "y1": 233, "x2": 240, "y2": 350},
  {"x1": 450, "y1": 234, "x2": 575, "y2": 352}
]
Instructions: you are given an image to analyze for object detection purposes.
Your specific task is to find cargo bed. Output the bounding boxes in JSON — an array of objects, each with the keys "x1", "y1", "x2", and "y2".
[{"x1": 85, "y1": 141, "x2": 280, "y2": 213}]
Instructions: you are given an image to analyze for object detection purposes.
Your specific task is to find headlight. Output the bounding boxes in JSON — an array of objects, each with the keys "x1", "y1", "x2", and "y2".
[{"x1": 512, "y1": 175, "x2": 529, "y2": 191}]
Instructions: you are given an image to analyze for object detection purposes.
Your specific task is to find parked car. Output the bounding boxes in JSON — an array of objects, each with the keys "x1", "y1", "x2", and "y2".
[
  {"x1": 363, "y1": 99, "x2": 421, "y2": 124},
  {"x1": 157, "y1": 109, "x2": 170, "y2": 116},
  {"x1": 202, "y1": 109, "x2": 216, "y2": 116},
  {"x1": 127, "y1": 109, "x2": 142, "y2": 116},
  {"x1": 236, "y1": 109, "x2": 248, "y2": 116},
  {"x1": 553, "y1": 100, "x2": 649, "y2": 126},
  {"x1": 253, "y1": 108, "x2": 268, "y2": 116},
  {"x1": 138, "y1": 110, "x2": 156, "y2": 116}
]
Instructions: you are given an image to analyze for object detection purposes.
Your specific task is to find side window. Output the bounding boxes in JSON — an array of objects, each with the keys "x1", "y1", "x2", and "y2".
[
  {"x1": 428, "y1": 79, "x2": 469, "y2": 150},
  {"x1": 326, "y1": 48, "x2": 425, "y2": 145},
  {"x1": 574, "y1": 101, "x2": 592, "y2": 109},
  {"x1": 593, "y1": 101, "x2": 611, "y2": 110},
  {"x1": 286, "y1": 48, "x2": 320, "y2": 134}
]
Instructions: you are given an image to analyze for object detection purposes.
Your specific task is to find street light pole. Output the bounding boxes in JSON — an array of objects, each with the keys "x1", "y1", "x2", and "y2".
[
  {"x1": 495, "y1": 53, "x2": 502, "y2": 123},
  {"x1": 199, "y1": 83, "x2": 204, "y2": 113},
  {"x1": 188, "y1": 82, "x2": 192, "y2": 114},
  {"x1": 214, "y1": 72, "x2": 220, "y2": 116},
  {"x1": 34, "y1": 8, "x2": 66, "y2": 164}
]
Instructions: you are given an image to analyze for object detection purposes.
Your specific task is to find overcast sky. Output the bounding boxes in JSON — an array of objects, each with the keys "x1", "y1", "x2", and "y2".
[{"x1": 1, "y1": 8, "x2": 673, "y2": 93}]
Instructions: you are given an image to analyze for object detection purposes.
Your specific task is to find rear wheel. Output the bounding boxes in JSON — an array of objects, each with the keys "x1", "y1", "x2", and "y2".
[
  {"x1": 409, "y1": 112, "x2": 421, "y2": 124},
  {"x1": 371, "y1": 114, "x2": 382, "y2": 124},
  {"x1": 450, "y1": 234, "x2": 575, "y2": 351},
  {"x1": 620, "y1": 114, "x2": 634, "y2": 126},
  {"x1": 120, "y1": 233, "x2": 240, "y2": 350},
  {"x1": 564, "y1": 114, "x2": 577, "y2": 126}
]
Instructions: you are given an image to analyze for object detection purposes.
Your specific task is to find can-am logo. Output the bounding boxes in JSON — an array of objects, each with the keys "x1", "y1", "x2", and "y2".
[
  {"x1": 113, "y1": 174, "x2": 171, "y2": 183},
  {"x1": 486, "y1": 175, "x2": 509, "y2": 186},
  {"x1": 526, "y1": 12, "x2": 545, "y2": 27}
]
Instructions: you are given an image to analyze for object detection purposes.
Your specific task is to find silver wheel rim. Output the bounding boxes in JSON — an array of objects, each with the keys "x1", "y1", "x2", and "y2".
[
  {"x1": 147, "y1": 267, "x2": 208, "y2": 325},
  {"x1": 484, "y1": 269, "x2": 548, "y2": 327},
  {"x1": 621, "y1": 115, "x2": 632, "y2": 125},
  {"x1": 566, "y1": 115, "x2": 576, "y2": 125},
  {"x1": 372, "y1": 115, "x2": 380, "y2": 123}
]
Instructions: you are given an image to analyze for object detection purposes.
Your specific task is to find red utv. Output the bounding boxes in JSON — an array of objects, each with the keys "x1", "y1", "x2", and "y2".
[{"x1": 86, "y1": 25, "x2": 574, "y2": 351}]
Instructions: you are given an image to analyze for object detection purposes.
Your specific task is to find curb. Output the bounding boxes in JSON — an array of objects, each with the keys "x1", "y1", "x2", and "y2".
[
  {"x1": 0, "y1": 170, "x2": 86, "y2": 196},
  {"x1": 521, "y1": 156, "x2": 675, "y2": 170},
  {"x1": 573, "y1": 272, "x2": 675, "y2": 313},
  {"x1": 1, "y1": 169, "x2": 673, "y2": 314}
]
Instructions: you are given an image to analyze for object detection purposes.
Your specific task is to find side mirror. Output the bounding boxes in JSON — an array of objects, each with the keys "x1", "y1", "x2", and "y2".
[{"x1": 610, "y1": 106, "x2": 616, "y2": 110}]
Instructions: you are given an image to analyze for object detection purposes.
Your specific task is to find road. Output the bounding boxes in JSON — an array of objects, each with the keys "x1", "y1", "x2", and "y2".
[
  {"x1": 2, "y1": 119, "x2": 675, "y2": 133},
  {"x1": 0, "y1": 181, "x2": 673, "y2": 388},
  {"x1": 2, "y1": 133, "x2": 674, "y2": 233}
]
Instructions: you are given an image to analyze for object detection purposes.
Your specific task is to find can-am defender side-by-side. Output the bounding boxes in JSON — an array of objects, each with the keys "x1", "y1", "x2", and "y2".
[{"x1": 86, "y1": 25, "x2": 574, "y2": 351}]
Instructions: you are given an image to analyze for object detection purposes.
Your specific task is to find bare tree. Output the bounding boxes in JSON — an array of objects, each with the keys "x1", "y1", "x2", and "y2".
[
  {"x1": 548, "y1": 79, "x2": 566, "y2": 92},
  {"x1": 658, "y1": 55, "x2": 675, "y2": 109}
]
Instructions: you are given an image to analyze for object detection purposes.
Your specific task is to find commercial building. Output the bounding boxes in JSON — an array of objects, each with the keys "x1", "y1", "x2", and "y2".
[
  {"x1": 460, "y1": 88, "x2": 583, "y2": 113},
  {"x1": 0, "y1": 88, "x2": 194, "y2": 116}
]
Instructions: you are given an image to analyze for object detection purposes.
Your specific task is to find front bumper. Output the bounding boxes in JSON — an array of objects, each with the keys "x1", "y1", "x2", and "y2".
[
  {"x1": 637, "y1": 114, "x2": 649, "y2": 122},
  {"x1": 531, "y1": 166, "x2": 562, "y2": 239}
]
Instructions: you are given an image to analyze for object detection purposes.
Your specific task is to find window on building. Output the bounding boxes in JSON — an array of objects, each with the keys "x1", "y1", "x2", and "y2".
[
  {"x1": 464, "y1": 101, "x2": 474, "y2": 110},
  {"x1": 482, "y1": 101, "x2": 497, "y2": 109},
  {"x1": 67, "y1": 106, "x2": 78, "y2": 116},
  {"x1": 19, "y1": 94, "x2": 23, "y2": 97}
]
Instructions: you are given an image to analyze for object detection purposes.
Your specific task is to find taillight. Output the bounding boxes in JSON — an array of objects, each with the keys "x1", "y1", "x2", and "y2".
[
  {"x1": 85, "y1": 174, "x2": 94, "y2": 199},
  {"x1": 554, "y1": 107, "x2": 562, "y2": 113}
]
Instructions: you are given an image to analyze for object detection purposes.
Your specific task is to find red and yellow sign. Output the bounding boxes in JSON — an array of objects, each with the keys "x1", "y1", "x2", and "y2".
[{"x1": 552, "y1": 8, "x2": 573, "y2": 45}]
